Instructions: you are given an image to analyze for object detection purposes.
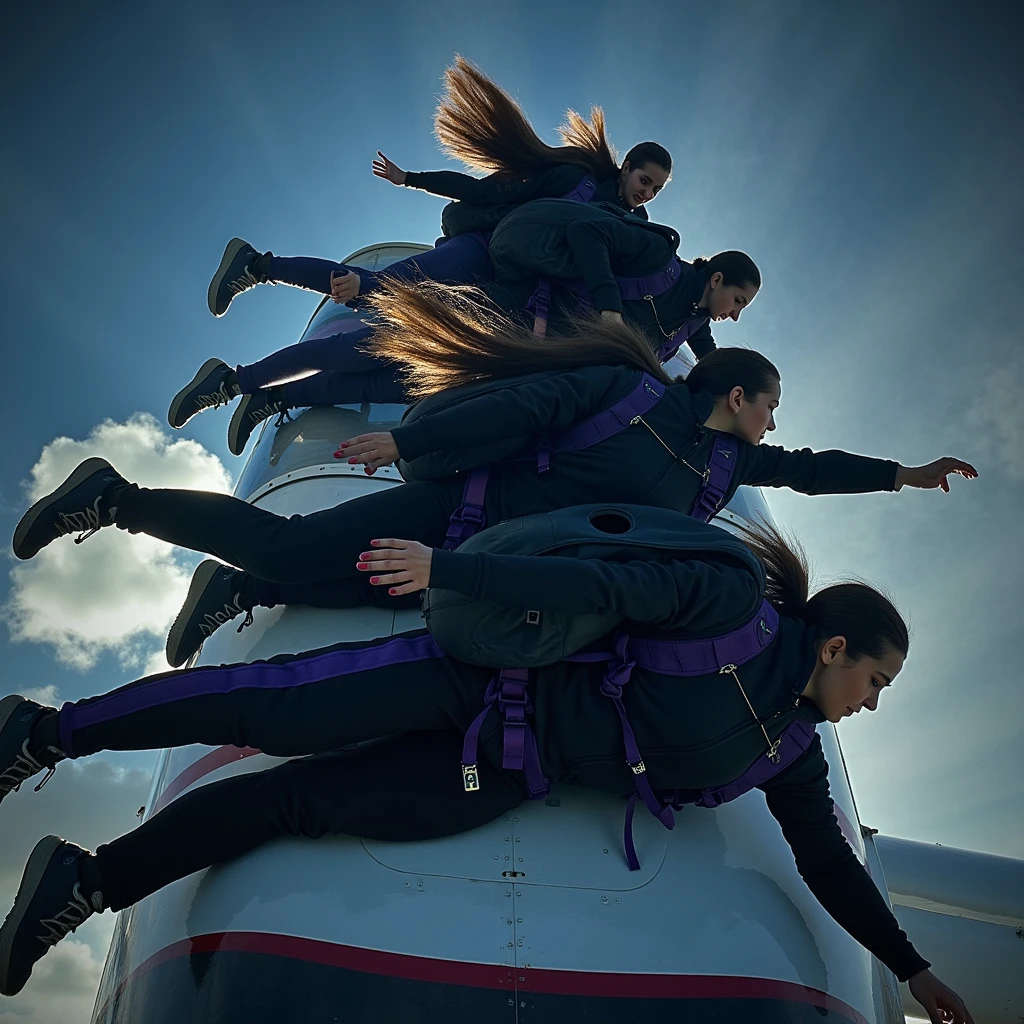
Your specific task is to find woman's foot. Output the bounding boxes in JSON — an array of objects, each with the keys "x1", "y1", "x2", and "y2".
[
  {"x1": 165, "y1": 560, "x2": 256, "y2": 667},
  {"x1": 208, "y1": 238, "x2": 266, "y2": 316},
  {"x1": 0, "y1": 837, "x2": 102, "y2": 996},
  {"x1": 12, "y1": 458, "x2": 125, "y2": 560},
  {"x1": 167, "y1": 358, "x2": 241, "y2": 429},
  {"x1": 227, "y1": 387, "x2": 289, "y2": 456},
  {"x1": 0, "y1": 697, "x2": 63, "y2": 807}
]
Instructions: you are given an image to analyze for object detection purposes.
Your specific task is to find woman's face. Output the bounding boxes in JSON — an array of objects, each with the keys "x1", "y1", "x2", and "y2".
[
  {"x1": 808, "y1": 639, "x2": 905, "y2": 724},
  {"x1": 731, "y1": 379, "x2": 780, "y2": 445},
  {"x1": 704, "y1": 272, "x2": 760, "y2": 322},
  {"x1": 618, "y1": 161, "x2": 670, "y2": 209}
]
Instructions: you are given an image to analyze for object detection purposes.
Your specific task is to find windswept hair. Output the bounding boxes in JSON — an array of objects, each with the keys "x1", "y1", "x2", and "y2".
[
  {"x1": 363, "y1": 279, "x2": 669, "y2": 398},
  {"x1": 738, "y1": 521, "x2": 910, "y2": 660},
  {"x1": 435, "y1": 56, "x2": 627, "y2": 180}
]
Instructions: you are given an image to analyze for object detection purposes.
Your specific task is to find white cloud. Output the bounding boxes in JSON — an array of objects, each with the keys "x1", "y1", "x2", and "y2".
[
  {"x1": 3, "y1": 415, "x2": 232, "y2": 670},
  {"x1": 0, "y1": 939, "x2": 106, "y2": 1024}
]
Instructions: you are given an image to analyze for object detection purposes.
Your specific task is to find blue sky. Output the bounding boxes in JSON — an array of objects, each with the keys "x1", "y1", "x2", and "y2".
[{"x1": 1, "y1": 1, "x2": 1022, "y2": 1019}]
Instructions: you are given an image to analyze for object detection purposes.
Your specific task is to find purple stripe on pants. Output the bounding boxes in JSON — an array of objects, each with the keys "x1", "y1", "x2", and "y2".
[{"x1": 58, "y1": 632, "x2": 446, "y2": 758}]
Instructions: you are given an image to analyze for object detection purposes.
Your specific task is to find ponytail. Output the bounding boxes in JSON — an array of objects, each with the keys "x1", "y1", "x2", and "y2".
[
  {"x1": 363, "y1": 280, "x2": 670, "y2": 399},
  {"x1": 739, "y1": 523, "x2": 910, "y2": 660},
  {"x1": 434, "y1": 56, "x2": 620, "y2": 179}
]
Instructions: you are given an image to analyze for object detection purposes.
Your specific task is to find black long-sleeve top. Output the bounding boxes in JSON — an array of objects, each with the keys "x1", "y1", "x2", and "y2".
[
  {"x1": 427, "y1": 546, "x2": 930, "y2": 982},
  {"x1": 483, "y1": 199, "x2": 714, "y2": 357},
  {"x1": 391, "y1": 366, "x2": 899, "y2": 526}
]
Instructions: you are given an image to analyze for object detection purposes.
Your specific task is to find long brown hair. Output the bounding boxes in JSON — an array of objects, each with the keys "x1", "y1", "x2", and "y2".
[
  {"x1": 434, "y1": 56, "x2": 620, "y2": 179},
  {"x1": 363, "y1": 279, "x2": 669, "y2": 398},
  {"x1": 739, "y1": 522, "x2": 910, "y2": 659}
]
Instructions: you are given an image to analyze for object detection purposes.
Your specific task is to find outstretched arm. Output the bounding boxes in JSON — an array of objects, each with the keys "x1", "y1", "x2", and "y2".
[
  {"x1": 742, "y1": 442, "x2": 977, "y2": 497},
  {"x1": 375, "y1": 151, "x2": 538, "y2": 205},
  {"x1": 762, "y1": 740, "x2": 974, "y2": 1021}
]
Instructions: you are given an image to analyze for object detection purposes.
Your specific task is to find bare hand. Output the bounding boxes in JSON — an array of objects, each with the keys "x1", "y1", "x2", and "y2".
[
  {"x1": 334, "y1": 431, "x2": 399, "y2": 475},
  {"x1": 600, "y1": 310, "x2": 624, "y2": 323},
  {"x1": 908, "y1": 969, "x2": 975, "y2": 1024},
  {"x1": 356, "y1": 538, "x2": 433, "y2": 595},
  {"x1": 895, "y1": 457, "x2": 978, "y2": 493},
  {"x1": 330, "y1": 270, "x2": 360, "y2": 304},
  {"x1": 372, "y1": 151, "x2": 407, "y2": 186}
]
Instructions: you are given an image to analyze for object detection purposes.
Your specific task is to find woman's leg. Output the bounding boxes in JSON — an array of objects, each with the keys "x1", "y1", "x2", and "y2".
[
  {"x1": 95, "y1": 732, "x2": 526, "y2": 910},
  {"x1": 54, "y1": 632, "x2": 491, "y2": 760},
  {"x1": 276, "y1": 366, "x2": 408, "y2": 407},
  {"x1": 112, "y1": 477, "x2": 462, "y2": 584}
]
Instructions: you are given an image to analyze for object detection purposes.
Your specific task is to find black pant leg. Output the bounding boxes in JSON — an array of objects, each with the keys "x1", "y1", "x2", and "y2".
[
  {"x1": 61, "y1": 633, "x2": 492, "y2": 759},
  {"x1": 95, "y1": 732, "x2": 526, "y2": 911},
  {"x1": 113, "y1": 478, "x2": 463, "y2": 583}
]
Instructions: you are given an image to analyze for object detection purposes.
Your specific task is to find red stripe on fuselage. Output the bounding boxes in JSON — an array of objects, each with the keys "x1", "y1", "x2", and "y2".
[{"x1": 111, "y1": 931, "x2": 869, "y2": 1023}]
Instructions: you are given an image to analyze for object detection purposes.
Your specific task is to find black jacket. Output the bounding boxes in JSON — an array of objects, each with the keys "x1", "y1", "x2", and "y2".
[
  {"x1": 391, "y1": 366, "x2": 899, "y2": 526},
  {"x1": 484, "y1": 199, "x2": 715, "y2": 358},
  {"x1": 428, "y1": 547, "x2": 930, "y2": 983},
  {"x1": 401, "y1": 163, "x2": 646, "y2": 237}
]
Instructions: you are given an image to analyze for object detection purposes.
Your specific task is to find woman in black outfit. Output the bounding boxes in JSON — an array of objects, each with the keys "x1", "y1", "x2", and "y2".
[{"x1": 0, "y1": 520, "x2": 974, "y2": 1023}]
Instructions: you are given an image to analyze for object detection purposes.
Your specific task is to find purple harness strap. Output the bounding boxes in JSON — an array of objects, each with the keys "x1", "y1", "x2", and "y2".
[
  {"x1": 566, "y1": 600, "x2": 793, "y2": 869},
  {"x1": 655, "y1": 311, "x2": 711, "y2": 364},
  {"x1": 690, "y1": 434, "x2": 739, "y2": 523},
  {"x1": 443, "y1": 468, "x2": 490, "y2": 551},
  {"x1": 461, "y1": 668, "x2": 549, "y2": 798}
]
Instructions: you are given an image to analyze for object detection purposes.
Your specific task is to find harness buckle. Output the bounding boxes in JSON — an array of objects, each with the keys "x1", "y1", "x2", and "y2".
[
  {"x1": 629, "y1": 760, "x2": 647, "y2": 775},
  {"x1": 462, "y1": 764, "x2": 480, "y2": 792},
  {"x1": 767, "y1": 741, "x2": 781, "y2": 765}
]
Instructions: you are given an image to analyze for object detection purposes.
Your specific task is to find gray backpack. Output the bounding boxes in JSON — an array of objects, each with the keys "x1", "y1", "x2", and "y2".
[{"x1": 424, "y1": 503, "x2": 764, "y2": 667}]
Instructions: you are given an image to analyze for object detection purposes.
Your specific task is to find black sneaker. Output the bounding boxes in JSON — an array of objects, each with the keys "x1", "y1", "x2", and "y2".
[
  {"x1": 208, "y1": 238, "x2": 264, "y2": 317},
  {"x1": 0, "y1": 697, "x2": 63, "y2": 807},
  {"x1": 12, "y1": 458, "x2": 125, "y2": 560},
  {"x1": 227, "y1": 388, "x2": 290, "y2": 456},
  {"x1": 165, "y1": 560, "x2": 255, "y2": 668},
  {"x1": 167, "y1": 358, "x2": 242, "y2": 429},
  {"x1": 0, "y1": 837, "x2": 101, "y2": 996}
]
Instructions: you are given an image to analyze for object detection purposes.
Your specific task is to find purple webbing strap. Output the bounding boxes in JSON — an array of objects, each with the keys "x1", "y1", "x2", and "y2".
[
  {"x1": 689, "y1": 434, "x2": 739, "y2": 523},
  {"x1": 526, "y1": 278, "x2": 552, "y2": 338},
  {"x1": 615, "y1": 258, "x2": 683, "y2": 302},
  {"x1": 628, "y1": 600, "x2": 779, "y2": 677},
  {"x1": 461, "y1": 669, "x2": 549, "y2": 799},
  {"x1": 694, "y1": 719, "x2": 816, "y2": 808},
  {"x1": 563, "y1": 177, "x2": 598, "y2": 203},
  {"x1": 547, "y1": 374, "x2": 665, "y2": 457},
  {"x1": 443, "y1": 468, "x2": 490, "y2": 551},
  {"x1": 655, "y1": 313, "x2": 711, "y2": 364}
]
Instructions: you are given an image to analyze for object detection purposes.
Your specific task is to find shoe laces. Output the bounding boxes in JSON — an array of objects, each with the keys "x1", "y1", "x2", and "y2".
[
  {"x1": 54, "y1": 496, "x2": 117, "y2": 546},
  {"x1": 0, "y1": 740, "x2": 53, "y2": 797},
  {"x1": 198, "y1": 593, "x2": 249, "y2": 640},
  {"x1": 227, "y1": 266, "x2": 260, "y2": 297},
  {"x1": 193, "y1": 378, "x2": 242, "y2": 413},
  {"x1": 36, "y1": 883, "x2": 98, "y2": 948}
]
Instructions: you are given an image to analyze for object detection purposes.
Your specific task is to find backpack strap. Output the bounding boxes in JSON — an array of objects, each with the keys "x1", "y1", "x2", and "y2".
[
  {"x1": 693, "y1": 719, "x2": 816, "y2": 808},
  {"x1": 460, "y1": 668, "x2": 549, "y2": 799},
  {"x1": 546, "y1": 373, "x2": 666, "y2": 462},
  {"x1": 689, "y1": 434, "x2": 740, "y2": 523},
  {"x1": 443, "y1": 468, "x2": 490, "y2": 551}
]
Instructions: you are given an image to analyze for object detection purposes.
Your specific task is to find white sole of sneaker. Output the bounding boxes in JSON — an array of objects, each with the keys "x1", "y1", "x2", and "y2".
[
  {"x1": 0, "y1": 835, "x2": 62, "y2": 996},
  {"x1": 208, "y1": 237, "x2": 251, "y2": 317},
  {"x1": 167, "y1": 358, "x2": 229, "y2": 430},
  {"x1": 12, "y1": 458, "x2": 113, "y2": 561},
  {"x1": 165, "y1": 560, "x2": 222, "y2": 668}
]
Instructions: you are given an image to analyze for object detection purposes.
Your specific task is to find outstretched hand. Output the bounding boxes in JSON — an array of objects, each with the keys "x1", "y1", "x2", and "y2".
[
  {"x1": 908, "y1": 969, "x2": 975, "y2": 1024},
  {"x1": 356, "y1": 539, "x2": 433, "y2": 595},
  {"x1": 895, "y1": 457, "x2": 978, "y2": 493},
  {"x1": 372, "y1": 151, "x2": 407, "y2": 186},
  {"x1": 330, "y1": 270, "x2": 360, "y2": 304},
  {"x1": 334, "y1": 432, "x2": 399, "y2": 475}
]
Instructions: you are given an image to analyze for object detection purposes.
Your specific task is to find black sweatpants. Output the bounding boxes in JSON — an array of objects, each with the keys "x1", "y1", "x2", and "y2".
[
  {"x1": 95, "y1": 732, "x2": 526, "y2": 911},
  {"x1": 112, "y1": 477, "x2": 466, "y2": 586},
  {"x1": 54, "y1": 631, "x2": 525, "y2": 909}
]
